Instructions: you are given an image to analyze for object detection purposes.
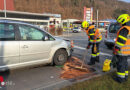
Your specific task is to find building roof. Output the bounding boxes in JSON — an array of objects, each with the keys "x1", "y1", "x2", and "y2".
[
  {"x1": 100, "y1": 19, "x2": 117, "y2": 23},
  {"x1": 0, "y1": 10, "x2": 53, "y2": 17},
  {"x1": 0, "y1": 19, "x2": 35, "y2": 26},
  {"x1": 62, "y1": 19, "x2": 80, "y2": 22}
]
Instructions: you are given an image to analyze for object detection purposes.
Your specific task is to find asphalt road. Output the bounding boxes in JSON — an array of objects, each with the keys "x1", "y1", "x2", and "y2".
[{"x1": 0, "y1": 31, "x2": 129, "y2": 90}]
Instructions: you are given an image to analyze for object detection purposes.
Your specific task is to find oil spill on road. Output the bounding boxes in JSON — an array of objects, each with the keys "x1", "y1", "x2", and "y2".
[{"x1": 60, "y1": 56, "x2": 95, "y2": 80}]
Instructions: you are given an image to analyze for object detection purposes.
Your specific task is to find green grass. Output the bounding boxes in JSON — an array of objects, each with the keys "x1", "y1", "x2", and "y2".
[{"x1": 61, "y1": 69, "x2": 130, "y2": 90}]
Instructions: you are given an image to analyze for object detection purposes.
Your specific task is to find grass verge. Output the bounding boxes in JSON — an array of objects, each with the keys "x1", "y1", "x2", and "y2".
[{"x1": 61, "y1": 69, "x2": 130, "y2": 90}]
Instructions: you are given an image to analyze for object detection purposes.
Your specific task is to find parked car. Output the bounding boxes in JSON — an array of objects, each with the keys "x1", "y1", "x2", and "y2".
[
  {"x1": 72, "y1": 27, "x2": 81, "y2": 33},
  {"x1": 104, "y1": 23, "x2": 121, "y2": 49},
  {"x1": 0, "y1": 19, "x2": 73, "y2": 71}
]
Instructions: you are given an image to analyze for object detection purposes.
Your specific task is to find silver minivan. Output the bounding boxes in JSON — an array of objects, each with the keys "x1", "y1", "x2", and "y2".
[
  {"x1": 104, "y1": 23, "x2": 121, "y2": 49},
  {"x1": 0, "y1": 20, "x2": 73, "y2": 71}
]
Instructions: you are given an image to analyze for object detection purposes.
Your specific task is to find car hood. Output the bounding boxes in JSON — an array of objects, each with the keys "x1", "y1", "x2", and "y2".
[
  {"x1": 54, "y1": 36, "x2": 71, "y2": 42},
  {"x1": 54, "y1": 36, "x2": 71, "y2": 47}
]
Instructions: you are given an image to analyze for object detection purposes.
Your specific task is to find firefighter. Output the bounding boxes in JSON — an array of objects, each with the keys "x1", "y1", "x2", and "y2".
[
  {"x1": 82, "y1": 21, "x2": 102, "y2": 65},
  {"x1": 113, "y1": 14, "x2": 130, "y2": 83}
]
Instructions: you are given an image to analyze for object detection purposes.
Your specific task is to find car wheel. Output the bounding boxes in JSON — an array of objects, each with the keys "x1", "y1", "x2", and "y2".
[
  {"x1": 73, "y1": 31, "x2": 75, "y2": 33},
  {"x1": 53, "y1": 49, "x2": 68, "y2": 65}
]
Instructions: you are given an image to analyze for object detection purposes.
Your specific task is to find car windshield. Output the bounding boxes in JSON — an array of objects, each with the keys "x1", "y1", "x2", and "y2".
[{"x1": 109, "y1": 24, "x2": 121, "y2": 33}]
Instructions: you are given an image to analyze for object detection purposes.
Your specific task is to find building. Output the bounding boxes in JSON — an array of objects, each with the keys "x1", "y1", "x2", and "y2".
[
  {"x1": 0, "y1": 0, "x2": 14, "y2": 10},
  {"x1": 62, "y1": 19, "x2": 80, "y2": 28},
  {"x1": 0, "y1": 0, "x2": 62, "y2": 29},
  {"x1": 0, "y1": 10, "x2": 54, "y2": 29},
  {"x1": 43, "y1": 13, "x2": 62, "y2": 28}
]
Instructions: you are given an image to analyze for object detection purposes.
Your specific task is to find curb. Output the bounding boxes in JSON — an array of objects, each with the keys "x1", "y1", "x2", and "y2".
[{"x1": 34, "y1": 69, "x2": 109, "y2": 90}]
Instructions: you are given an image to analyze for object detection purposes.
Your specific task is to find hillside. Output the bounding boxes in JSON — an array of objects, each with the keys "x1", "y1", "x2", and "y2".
[{"x1": 13, "y1": 0, "x2": 130, "y2": 20}]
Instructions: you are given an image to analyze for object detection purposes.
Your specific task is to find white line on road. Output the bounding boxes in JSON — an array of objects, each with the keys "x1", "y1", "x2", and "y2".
[
  {"x1": 74, "y1": 45, "x2": 86, "y2": 50},
  {"x1": 36, "y1": 80, "x2": 68, "y2": 90},
  {"x1": 74, "y1": 45, "x2": 112, "y2": 56},
  {"x1": 62, "y1": 38, "x2": 88, "y2": 41},
  {"x1": 72, "y1": 39, "x2": 88, "y2": 40}
]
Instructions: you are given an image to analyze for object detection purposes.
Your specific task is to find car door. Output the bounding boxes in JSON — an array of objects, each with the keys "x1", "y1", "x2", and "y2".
[
  {"x1": 18, "y1": 24, "x2": 53, "y2": 63},
  {"x1": 0, "y1": 23, "x2": 19, "y2": 66}
]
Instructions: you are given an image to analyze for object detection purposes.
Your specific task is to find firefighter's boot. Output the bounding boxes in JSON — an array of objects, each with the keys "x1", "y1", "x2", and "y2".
[
  {"x1": 113, "y1": 77, "x2": 126, "y2": 83},
  {"x1": 125, "y1": 76, "x2": 128, "y2": 81}
]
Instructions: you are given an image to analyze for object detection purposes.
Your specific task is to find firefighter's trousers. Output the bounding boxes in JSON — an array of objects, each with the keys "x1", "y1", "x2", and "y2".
[
  {"x1": 116, "y1": 55, "x2": 128, "y2": 80},
  {"x1": 90, "y1": 43, "x2": 100, "y2": 63}
]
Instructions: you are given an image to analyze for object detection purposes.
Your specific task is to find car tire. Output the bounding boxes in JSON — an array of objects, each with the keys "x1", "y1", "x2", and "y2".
[
  {"x1": 73, "y1": 31, "x2": 76, "y2": 33},
  {"x1": 53, "y1": 49, "x2": 68, "y2": 65}
]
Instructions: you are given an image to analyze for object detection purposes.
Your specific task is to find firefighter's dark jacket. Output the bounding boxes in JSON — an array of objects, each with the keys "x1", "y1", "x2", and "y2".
[{"x1": 86, "y1": 25, "x2": 102, "y2": 46}]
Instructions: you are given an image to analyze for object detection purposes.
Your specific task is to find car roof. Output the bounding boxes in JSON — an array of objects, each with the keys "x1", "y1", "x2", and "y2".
[
  {"x1": 0, "y1": 19, "x2": 35, "y2": 27},
  {"x1": 0, "y1": 19, "x2": 55, "y2": 38},
  {"x1": 109, "y1": 22, "x2": 119, "y2": 25}
]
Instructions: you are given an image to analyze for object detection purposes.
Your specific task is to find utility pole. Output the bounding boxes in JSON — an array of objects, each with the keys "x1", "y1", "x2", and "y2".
[
  {"x1": 4, "y1": 0, "x2": 7, "y2": 18},
  {"x1": 96, "y1": 9, "x2": 98, "y2": 28},
  {"x1": 67, "y1": 0, "x2": 69, "y2": 37}
]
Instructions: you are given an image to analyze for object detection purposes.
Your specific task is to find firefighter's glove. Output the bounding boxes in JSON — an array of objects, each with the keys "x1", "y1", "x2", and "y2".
[{"x1": 86, "y1": 45, "x2": 90, "y2": 49}]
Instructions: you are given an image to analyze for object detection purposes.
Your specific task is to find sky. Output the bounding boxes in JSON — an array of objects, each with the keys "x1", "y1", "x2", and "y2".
[{"x1": 119, "y1": 0, "x2": 130, "y2": 3}]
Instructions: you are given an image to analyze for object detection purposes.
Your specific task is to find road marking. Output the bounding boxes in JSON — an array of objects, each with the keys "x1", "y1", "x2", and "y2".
[
  {"x1": 73, "y1": 39, "x2": 88, "y2": 40},
  {"x1": 36, "y1": 80, "x2": 68, "y2": 90},
  {"x1": 61, "y1": 38, "x2": 88, "y2": 41},
  {"x1": 74, "y1": 45, "x2": 112, "y2": 56},
  {"x1": 74, "y1": 45, "x2": 85, "y2": 50},
  {"x1": 100, "y1": 52, "x2": 112, "y2": 56}
]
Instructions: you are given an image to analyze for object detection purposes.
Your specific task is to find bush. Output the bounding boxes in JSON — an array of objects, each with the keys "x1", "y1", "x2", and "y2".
[
  {"x1": 49, "y1": 27, "x2": 63, "y2": 35},
  {"x1": 57, "y1": 27, "x2": 63, "y2": 35},
  {"x1": 49, "y1": 27, "x2": 56, "y2": 35}
]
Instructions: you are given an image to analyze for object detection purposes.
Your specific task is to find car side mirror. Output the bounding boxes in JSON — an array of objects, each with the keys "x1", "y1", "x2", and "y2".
[{"x1": 42, "y1": 36, "x2": 49, "y2": 41}]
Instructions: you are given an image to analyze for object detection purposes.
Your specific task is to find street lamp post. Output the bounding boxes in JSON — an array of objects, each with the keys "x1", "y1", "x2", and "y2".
[
  {"x1": 96, "y1": 9, "x2": 98, "y2": 28},
  {"x1": 4, "y1": 0, "x2": 7, "y2": 18}
]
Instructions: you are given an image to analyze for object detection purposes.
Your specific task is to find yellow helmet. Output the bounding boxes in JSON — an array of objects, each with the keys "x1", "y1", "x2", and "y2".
[
  {"x1": 117, "y1": 14, "x2": 130, "y2": 25},
  {"x1": 82, "y1": 21, "x2": 89, "y2": 28}
]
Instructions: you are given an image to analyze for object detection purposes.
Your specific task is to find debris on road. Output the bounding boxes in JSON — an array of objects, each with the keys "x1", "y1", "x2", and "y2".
[{"x1": 60, "y1": 56, "x2": 93, "y2": 79}]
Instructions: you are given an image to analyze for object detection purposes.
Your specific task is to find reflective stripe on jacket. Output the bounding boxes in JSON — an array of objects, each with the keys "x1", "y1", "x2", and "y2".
[
  {"x1": 86, "y1": 25, "x2": 102, "y2": 43},
  {"x1": 115, "y1": 26, "x2": 130, "y2": 56}
]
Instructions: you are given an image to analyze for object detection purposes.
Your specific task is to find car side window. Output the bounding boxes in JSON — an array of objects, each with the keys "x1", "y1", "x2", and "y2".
[
  {"x1": 0, "y1": 23, "x2": 15, "y2": 41},
  {"x1": 19, "y1": 25, "x2": 46, "y2": 40},
  {"x1": 115, "y1": 24, "x2": 121, "y2": 32},
  {"x1": 109, "y1": 24, "x2": 121, "y2": 33},
  {"x1": 109, "y1": 24, "x2": 115, "y2": 33}
]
